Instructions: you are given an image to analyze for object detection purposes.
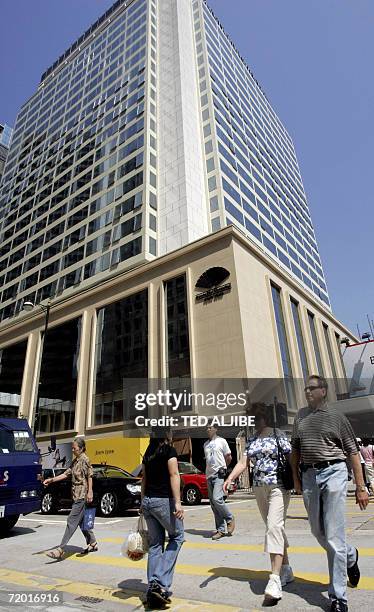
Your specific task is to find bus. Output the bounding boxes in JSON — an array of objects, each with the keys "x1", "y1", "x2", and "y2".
[{"x1": 0, "y1": 418, "x2": 42, "y2": 536}]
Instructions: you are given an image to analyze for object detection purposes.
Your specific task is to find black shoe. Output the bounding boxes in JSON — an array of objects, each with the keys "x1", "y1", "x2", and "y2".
[
  {"x1": 330, "y1": 600, "x2": 348, "y2": 612},
  {"x1": 146, "y1": 582, "x2": 171, "y2": 607},
  {"x1": 145, "y1": 592, "x2": 167, "y2": 610},
  {"x1": 347, "y1": 548, "x2": 360, "y2": 587}
]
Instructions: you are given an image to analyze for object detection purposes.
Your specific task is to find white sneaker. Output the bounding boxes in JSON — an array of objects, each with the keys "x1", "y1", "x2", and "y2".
[
  {"x1": 280, "y1": 564, "x2": 295, "y2": 587},
  {"x1": 264, "y1": 573, "x2": 282, "y2": 600}
]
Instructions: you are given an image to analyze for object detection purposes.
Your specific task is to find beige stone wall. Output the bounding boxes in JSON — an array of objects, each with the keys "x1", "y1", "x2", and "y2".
[{"x1": 0, "y1": 227, "x2": 356, "y2": 442}]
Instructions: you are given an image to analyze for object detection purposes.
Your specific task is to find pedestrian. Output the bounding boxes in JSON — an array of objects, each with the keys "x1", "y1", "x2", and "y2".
[
  {"x1": 359, "y1": 439, "x2": 374, "y2": 494},
  {"x1": 291, "y1": 374, "x2": 369, "y2": 612},
  {"x1": 43, "y1": 437, "x2": 97, "y2": 560},
  {"x1": 141, "y1": 429, "x2": 184, "y2": 609},
  {"x1": 224, "y1": 403, "x2": 294, "y2": 602},
  {"x1": 204, "y1": 423, "x2": 235, "y2": 539}
]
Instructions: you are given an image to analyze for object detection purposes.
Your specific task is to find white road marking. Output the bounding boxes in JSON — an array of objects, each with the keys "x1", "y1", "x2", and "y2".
[{"x1": 18, "y1": 517, "x2": 124, "y2": 525}]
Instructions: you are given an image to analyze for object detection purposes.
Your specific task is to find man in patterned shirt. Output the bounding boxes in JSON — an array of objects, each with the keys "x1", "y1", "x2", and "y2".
[{"x1": 291, "y1": 375, "x2": 369, "y2": 612}]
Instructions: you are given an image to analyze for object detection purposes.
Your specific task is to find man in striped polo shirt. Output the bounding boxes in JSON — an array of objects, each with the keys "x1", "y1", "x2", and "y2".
[{"x1": 291, "y1": 374, "x2": 369, "y2": 612}]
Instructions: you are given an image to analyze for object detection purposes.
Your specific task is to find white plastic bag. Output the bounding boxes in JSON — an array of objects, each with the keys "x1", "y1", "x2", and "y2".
[{"x1": 122, "y1": 514, "x2": 149, "y2": 561}]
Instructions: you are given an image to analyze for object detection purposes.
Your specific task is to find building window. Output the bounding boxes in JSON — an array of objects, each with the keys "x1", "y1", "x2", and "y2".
[
  {"x1": 290, "y1": 299, "x2": 309, "y2": 382},
  {"x1": 93, "y1": 289, "x2": 148, "y2": 426},
  {"x1": 149, "y1": 237, "x2": 157, "y2": 256},
  {"x1": 308, "y1": 312, "x2": 324, "y2": 376},
  {"x1": 0, "y1": 339, "x2": 28, "y2": 418},
  {"x1": 37, "y1": 318, "x2": 81, "y2": 434},
  {"x1": 211, "y1": 217, "x2": 221, "y2": 231},
  {"x1": 323, "y1": 323, "x2": 339, "y2": 393},
  {"x1": 271, "y1": 284, "x2": 296, "y2": 410},
  {"x1": 165, "y1": 275, "x2": 190, "y2": 381},
  {"x1": 335, "y1": 333, "x2": 347, "y2": 380}
]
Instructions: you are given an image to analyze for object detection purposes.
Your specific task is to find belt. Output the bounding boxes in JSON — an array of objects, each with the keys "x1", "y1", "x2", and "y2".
[{"x1": 300, "y1": 459, "x2": 345, "y2": 472}]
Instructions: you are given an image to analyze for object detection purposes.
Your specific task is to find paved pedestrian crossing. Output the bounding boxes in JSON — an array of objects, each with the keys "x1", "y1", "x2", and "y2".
[
  {"x1": 0, "y1": 496, "x2": 373, "y2": 610},
  {"x1": 0, "y1": 568, "x2": 244, "y2": 611}
]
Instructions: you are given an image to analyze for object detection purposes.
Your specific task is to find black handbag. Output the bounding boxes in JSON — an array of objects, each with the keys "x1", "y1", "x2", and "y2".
[{"x1": 274, "y1": 428, "x2": 294, "y2": 490}]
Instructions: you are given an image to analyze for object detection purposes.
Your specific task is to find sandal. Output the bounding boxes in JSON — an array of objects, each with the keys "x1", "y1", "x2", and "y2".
[
  {"x1": 83, "y1": 542, "x2": 98, "y2": 554},
  {"x1": 45, "y1": 547, "x2": 64, "y2": 560}
]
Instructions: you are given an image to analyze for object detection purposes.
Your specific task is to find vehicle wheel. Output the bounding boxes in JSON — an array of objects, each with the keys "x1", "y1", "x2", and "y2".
[
  {"x1": 0, "y1": 515, "x2": 20, "y2": 537},
  {"x1": 41, "y1": 492, "x2": 56, "y2": 514},
  {"x1": 183, "y1": 485, "x2": 201, "y2": 506},
  {"x1": 98, "y1": 491, "x2": 118, "y2": 517}
]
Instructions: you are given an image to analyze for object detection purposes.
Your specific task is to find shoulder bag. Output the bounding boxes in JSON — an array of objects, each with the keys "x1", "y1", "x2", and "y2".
[{"x1": 273, "y1": 428, "x2": 294, "y2": 491}]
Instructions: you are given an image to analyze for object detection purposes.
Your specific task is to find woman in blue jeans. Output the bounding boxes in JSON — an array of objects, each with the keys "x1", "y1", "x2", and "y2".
[{"x1": 141, "y1": 430, "x2": 184, "y2": 608}]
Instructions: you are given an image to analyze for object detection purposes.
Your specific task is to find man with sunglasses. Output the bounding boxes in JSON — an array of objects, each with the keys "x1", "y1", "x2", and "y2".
[{"x1": 291, "y1": 374, "x2": 369, "y2": 612}]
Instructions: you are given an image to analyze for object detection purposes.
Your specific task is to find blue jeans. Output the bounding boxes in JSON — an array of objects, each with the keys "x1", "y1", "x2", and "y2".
[
  {"x1": 302, "y1": 462, "x2": 357, "y2": 603},
  {"x1": 142, "y1": 497, "x2": 184, "y2": 592},
  {"x1": 207, "y1": 475, "x2": 233, "y2": 533}
]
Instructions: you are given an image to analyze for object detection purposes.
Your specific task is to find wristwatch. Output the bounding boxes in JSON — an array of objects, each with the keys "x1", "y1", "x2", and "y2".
[{"x1": 356, "y1": 485, "x2": 367, "y2": 493}]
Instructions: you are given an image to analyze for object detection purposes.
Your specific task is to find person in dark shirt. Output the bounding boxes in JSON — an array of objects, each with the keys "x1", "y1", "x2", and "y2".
[
  {"x1": 141, "y1": 429, "x2": 184, "y2": 608},
  {"x1": 291, "y1": 375, "x2": 369, "y2": 612}
]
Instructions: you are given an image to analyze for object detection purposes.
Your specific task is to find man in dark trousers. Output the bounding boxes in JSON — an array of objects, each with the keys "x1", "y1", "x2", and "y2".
[{"x1": 291, "y1": 375, "x2": 369, "y2": 612}]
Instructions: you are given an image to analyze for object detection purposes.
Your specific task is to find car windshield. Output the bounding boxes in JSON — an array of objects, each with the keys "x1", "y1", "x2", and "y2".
[
  {"x1": 0, "y1": 429, "x2": 34, "y2": 453},
  {"x1": 93, "y1": 466, "x2": 133, "y2": 479},
  {"x1": 178, "y1": 462, "x2": 201, "y2": 474}
]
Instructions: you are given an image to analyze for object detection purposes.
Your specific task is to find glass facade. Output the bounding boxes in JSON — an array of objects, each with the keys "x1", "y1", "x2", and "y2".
[
  {"x1": 0, "y1": 339, "x2": 27, "y2": 418},
  {"x1": 193, "y1": 0, "x2": 330, "y2": 308},
  {"x1": 0, "y1": 0, "x2": 157, "y2": 324},
  {"x1": 37, "y1": 318, "x2": 81, "y2": 433},
  {"x1": 290, "y1": 298, "x2": 309, "y2": 382},
  {"x1": 271, "y1": 284, "x2": 296, "y2": 408},
  {"x1": 0, "y1": 124, "x2": 13, "y2": 180},
  {"x1": 93, "y1": 289, "x2": 148, "y2": 425},
  {"x1": 165, "y1": 275, "x2": 191, "y2": 381},
  {"x1": 0, "y1": 0, "x2": 330, "y2": 328},
  {"x1": 308, "y1": 311, "x2": 324, "y2": 376},
  {"x1": 335, "y1": 332, "x2": 347, "y2": 380},
  {"x1": 323, "y1": 322, "x2": 339, "y2": 392},
  {"x1": 0, "y1": 124, "x2": 13, "y2": 149}
]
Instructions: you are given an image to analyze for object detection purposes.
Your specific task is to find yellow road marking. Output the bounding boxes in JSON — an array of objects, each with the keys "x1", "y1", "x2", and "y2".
[
  {"x1": 0, "y1": 568, "x2": 241, "y2": 611},
  {"x1": 98, "y1": 538, "x2": 374, "y2": 556},
  {"x1": 71, "y1": 554, "x2": 374, "y2": 590}
]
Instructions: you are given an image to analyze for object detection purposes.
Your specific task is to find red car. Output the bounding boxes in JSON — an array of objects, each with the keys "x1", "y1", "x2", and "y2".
[{"x1": 179, "y1": 461, "x2": 237, "y2": 505}]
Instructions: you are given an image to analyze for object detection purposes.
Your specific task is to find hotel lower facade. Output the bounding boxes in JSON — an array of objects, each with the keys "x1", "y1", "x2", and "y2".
[{"x1": 0, "y1": 227, "x2": 354, "y2": 470}]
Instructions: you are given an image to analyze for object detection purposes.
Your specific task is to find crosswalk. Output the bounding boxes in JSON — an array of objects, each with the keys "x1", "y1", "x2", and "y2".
[
  {"x1": 0, "y1": 568, "x2": 245, "y2": 611},
  {"x1": 0, "y1": 497, "x2": 373, "y2": 610}
]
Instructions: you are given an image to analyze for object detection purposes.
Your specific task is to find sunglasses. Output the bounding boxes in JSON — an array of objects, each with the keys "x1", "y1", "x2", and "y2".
[{"x1": 304, "y1": 385, "x2": 322, "y2": 392}]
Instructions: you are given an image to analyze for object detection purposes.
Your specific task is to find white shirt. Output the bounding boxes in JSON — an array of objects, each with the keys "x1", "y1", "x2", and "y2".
[{"x1": 204, "y1": 436, "x2": 231, "y2": 479}]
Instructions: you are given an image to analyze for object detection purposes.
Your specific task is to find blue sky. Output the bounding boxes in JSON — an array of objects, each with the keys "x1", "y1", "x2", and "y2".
[{"x1": 1, "y1": 0, "x2": 373, "y2": 335}]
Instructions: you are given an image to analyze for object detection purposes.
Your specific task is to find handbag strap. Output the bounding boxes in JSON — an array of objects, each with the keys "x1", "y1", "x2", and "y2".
[{"x1": 273, "y1": 426, "x2": 284, "y2": 465}]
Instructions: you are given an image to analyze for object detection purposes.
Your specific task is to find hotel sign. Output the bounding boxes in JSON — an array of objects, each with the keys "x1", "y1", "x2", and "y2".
[{"x1": 195, "y1": 267, "x2": 231, "y2": 303}]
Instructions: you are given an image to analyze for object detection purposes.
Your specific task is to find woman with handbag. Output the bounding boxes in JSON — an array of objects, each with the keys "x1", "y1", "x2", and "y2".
[
  {"x1": 43, "y1": 437, "x2": 97, "y2": 560},
  {"x1": 224, "y1": 404, "x2": 294, "y2": 602},
  {"x1": 141, "y1": 429, "x2": 184, "y2": 609}
]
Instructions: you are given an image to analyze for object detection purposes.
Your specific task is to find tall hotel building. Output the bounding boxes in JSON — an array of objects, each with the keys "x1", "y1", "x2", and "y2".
[{"x1": 0, "y1": 0, "x2": 354, "y2": 460}]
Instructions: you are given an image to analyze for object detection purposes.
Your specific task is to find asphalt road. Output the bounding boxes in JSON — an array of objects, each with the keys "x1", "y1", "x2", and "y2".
[{"x1": 0, "y1": 493, "x2": 374, "y2": 611}]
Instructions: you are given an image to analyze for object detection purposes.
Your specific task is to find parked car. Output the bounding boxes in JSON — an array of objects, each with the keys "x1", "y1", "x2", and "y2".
[
  {"x1": 41, "y1": 464, "x2": 141, "y2": 517},
  {"x1": 179, "y1": 461, "x2": 237, "y2": 505}
]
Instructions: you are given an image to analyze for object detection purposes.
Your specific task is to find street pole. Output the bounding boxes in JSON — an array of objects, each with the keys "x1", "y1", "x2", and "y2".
[{"x1": 33, "y1": 303, "x2": 51, "y2": 438}]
